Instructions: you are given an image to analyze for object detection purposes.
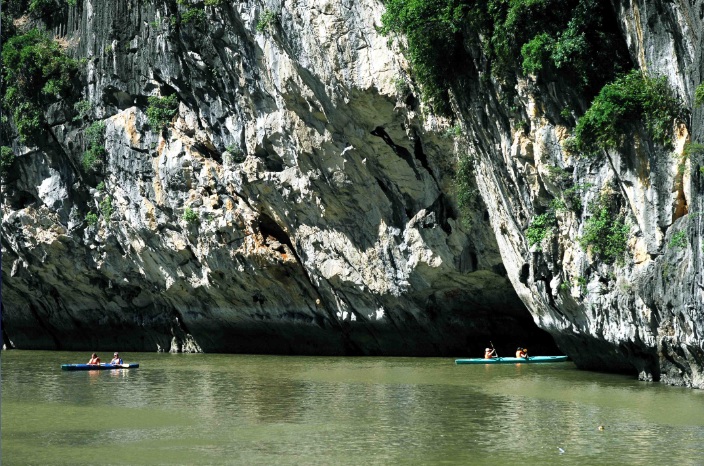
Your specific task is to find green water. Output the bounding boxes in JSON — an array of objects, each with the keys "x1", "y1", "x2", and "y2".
[{"x1": 2, "y1": 351, "x2": 704, "y2": 465}]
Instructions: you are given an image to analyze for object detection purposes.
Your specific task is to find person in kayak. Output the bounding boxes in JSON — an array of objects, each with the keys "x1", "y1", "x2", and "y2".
[
  {"x1": 87, "y1": 353, "x2": 101, "y2": 365},
  {"x1": 516, "y1": 347, "x2": 528, "y2": 358},
  {"x1": 484, "y1": 347, "x2": 497, "y2": 359},
  {"x1": 110, "y1": 352, "x2": 123, "y2": 364}
]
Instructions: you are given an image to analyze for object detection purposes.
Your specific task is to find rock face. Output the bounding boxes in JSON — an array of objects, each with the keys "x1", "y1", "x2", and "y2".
[
  {"x1": 1, "y1": 0, "x2": 703, "y2": 388},
  {"x1": 448, "y1": 0, "x2": 704, "y2": 387},
  {"x1": 1, "y1": 0, "x2": 553, "y2": 357}
]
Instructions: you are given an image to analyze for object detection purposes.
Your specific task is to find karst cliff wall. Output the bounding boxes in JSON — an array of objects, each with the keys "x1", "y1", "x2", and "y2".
[
  {"x1": 444, "y1": 0, "x2": 704, "y2": 387},
  {"x1": 1, "y1": 0, "x2": 703, "y2": 387},
  {"x1": 2, "y1": 0, "x2": 549, "y2": 357}
]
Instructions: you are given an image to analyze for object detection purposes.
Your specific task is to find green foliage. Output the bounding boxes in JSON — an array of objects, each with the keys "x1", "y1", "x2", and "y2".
[
  {"x1": 1, "y1": 146, "x2": 16, "y2": 178},
  {"x1": 515, "y1": 0, "x2": 626, "y2": 91},
  {"x1": 1, "y1": 7, "x2": 17, "y2": 44},
  {"x1": 576, "y1": 276, "x2": 588, "y2": 294},
  {"x1": 526, "y1": 170, "x2": 586, "y2": 247},
  {"x1": 81, "y1": 149, "x2": 99, "y2": 171},
  {"x1": 256, "y1": 9, "x2": 278, "y2": 33},
  {"x1": 96, "y1": 181, "x2": 105, "y2": 192},
  {"x1": 85, "y1": 211, "x2": 99, "y2": 226},
  {"x1": 562, "y1": 184, "x2": 585, "y2": 213},
  {"x1": 73, "y1": 100, "x2": 92, "y2": 121},
  {"x1": 573, "y1": 70, "x2": 685, "y2": 154},
  {"x1": 12, "y1": 103, "x2": 43, "y2": 140},
  {"x1": 85, "y1": 121, "x2": 106, "y2": 145},
  {"x1": 379, "y1": 0, "x2": 467, "y2": 113},
  {"x1": 669, "y1": 229, "x2": 687, "y2": 249},
  {"x1": 2, "y1": 28, "x2": 79, "y2": 142},
  {"x1": 183, "y1": 207, "x2": 199, "y2": 224},
  {"x1": 30, "y1": 0, "x2": 77, "y2": 10},
  {"x1": 444, "y1": 124, "x2": 462, "y2": 138},
  {"x1": 147, "y1": 95, "x2": 179, "y2": 131},
  {"x1": 544, "y1": 168, "x2": 590, "y2": 214},
  {"x1": 661, "y1": 262, "x2": 671, "y2": 281},
  {"x1": 172, "y1": 0, "x2": 216, "y2": 26},
  {"x1": 516, "y1": 119, "x2": 530, "y2": 133},
  {"x1": 81, "y1": 121, "x2": 106, "y2": 172},
  {"x1": 677, "y1": 159, "x2": 687, "y2": 175},
  {"x1": 561, "y1": 136, "x2": 579, "y2": 155},
  {"x1": 454, "y1": 155, "x2": 478, "y2": 226},
  {"x1": 579, "y1": 193, "x2": 629, "y2": 264},
  {"x1": 521, "y1": 33, "x2": 553, "y2": 74},
  {"x1": 526, "y1": 210, "x2": 556, "y2": 248},
  {"x1": 391, "y1": 76, "x2": 411, "y2": 97},
  {"x1": 683, "y1": 142, "x2": 704, "y2": 160},
  {"x1": 550, "y1": 197, "x2": 566, "y2": 212},
  {"x1": 489, "y1": 0, "x2": 557, "y2": 70},
  {"x1": 379, "y1": 0, "x2": 628, "y2": 114},
  {"x1": 28, "y1": 0, "x2": 51, "y2": 10},
  {"x1": 182, "y1": 7, "x2": 206, "y2": 25},
  {"x1": 28, "y1": 0, "x2": 54, "y2": 15},
  {"x1": 544, "y1": 165, "x2": 571, "y2": 188},
  {"x1": 695, "y1": 83, "x2": 704, "y2": 106},
  {"x1": 99, "y1": 196, "x2": 113, "y2": 219}
]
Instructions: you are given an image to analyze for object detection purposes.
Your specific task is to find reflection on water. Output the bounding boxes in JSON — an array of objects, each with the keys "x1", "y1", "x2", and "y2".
[{"x1": 3, "y1": 351, "x2": 704, "y2": 465}]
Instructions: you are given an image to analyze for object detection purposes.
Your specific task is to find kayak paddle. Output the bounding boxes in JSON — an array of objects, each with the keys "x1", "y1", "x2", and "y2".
[{"x1": 490, "y1": 341, "x2": 499, "y2": 358}]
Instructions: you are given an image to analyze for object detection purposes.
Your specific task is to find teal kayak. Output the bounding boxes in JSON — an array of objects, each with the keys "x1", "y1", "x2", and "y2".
[
  {"x1": 455, "y1": 356, "x2": 569, "y2": 365},
  {"x1": 61, "y1": 363, "x2": 139, "y2": 371}
]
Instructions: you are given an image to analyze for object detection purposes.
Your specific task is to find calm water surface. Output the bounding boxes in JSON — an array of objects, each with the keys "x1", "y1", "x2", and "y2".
[{"x1": 2, "y1": 350, "x2": 704, "y2": 465}]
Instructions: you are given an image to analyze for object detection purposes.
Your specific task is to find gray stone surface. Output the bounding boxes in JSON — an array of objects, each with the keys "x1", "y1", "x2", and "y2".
[
  {"x1": 449, "y1": 0, "x2": 704, "y2": 387},
  {"x1": 1, "y1": 0, "x2": 548, "y2": 358}
]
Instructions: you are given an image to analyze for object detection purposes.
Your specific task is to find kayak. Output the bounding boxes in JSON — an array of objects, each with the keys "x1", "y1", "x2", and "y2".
[
  {"x1": 61, "y1": 363, "x2": 139, "y2": 371},
  {"x1": 455, "y1": 356, "x2": 569, "y2": 365}
]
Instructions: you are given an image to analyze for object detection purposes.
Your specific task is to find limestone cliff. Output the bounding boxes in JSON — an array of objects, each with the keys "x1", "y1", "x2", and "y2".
[
  {"x1": 1, "y1": 0, "x2": 702, "y2": 388},
  {"x1": 440, "y1": 0, "x2": 704, "y2": 387},
  {"x1": 2, "y1": 0, "x2": 549, "y2": 357}
]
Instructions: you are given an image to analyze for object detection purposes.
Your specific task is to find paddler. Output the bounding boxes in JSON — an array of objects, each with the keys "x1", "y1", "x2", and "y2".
[{"x1": 87, "y1": 353, "x2": 101, "y2": 365}]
